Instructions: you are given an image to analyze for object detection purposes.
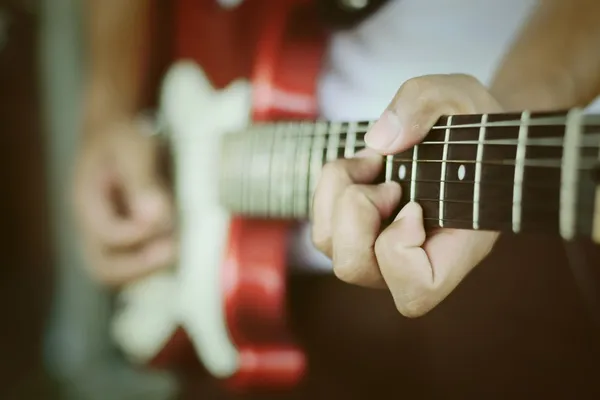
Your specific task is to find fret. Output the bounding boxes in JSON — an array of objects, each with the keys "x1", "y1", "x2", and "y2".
[
  {"x1": 412, "y1": 123, "x2": 445, "y2": 226},
  {"x1": 439, "y1": 116, "x2": 452, "y2": 227},
  {"x1": 234, "y1": 133, "x2": 246, "y2": 212},
  {"x1": 560, "y1": 108, "x2": 583, "y2": 240},
  {"x1": 355, "y1": 121, "x2": 370, "y2": 152},
  {"x1": 473, "y1": 114, "x2": 487, "y2": 230},
  {"x1": 479, "y1": 113, "x2": 521, "y2": 231},
  {"x1": 326, "y1": 122, "x2": 341, "y2": 162},
  {"x1": 344, "y1": 121, "x2": 358, "y2": 158},
  {"x1": 410, "y1": 145, "x2": 419, "y2": 202},
  {"x1": 512, "y1": 110, "x2": 530, "y2": 233},
  {"x1": 218, "y1": 133, "x2": 234, "y2": 210},
  {"x1": 281, "y1": 122, "x2": 297, "y2": 217},
  {"x1": 392, "y1": 149, "x2": 415, "y2": 211},
  {"x1": 385, "y1": 155, "x2": 393, "y2": 182},
  {"x1": 518, "y1": 111, "x2": 565, "y2": 233},
  {"x1": 268, "y1": 124, "x2": 285, "y2": 217},
  {"x1": 257, "y1": 126, "x2": 276, "y2": 215},
  {"x1": 293, "y1": 123, "x2": 314, "y2": 218},
  {"x1": 240, "y1": 127, "x2": 252, "y2": 214},
  {"x1": 441, "y1": 115, "x2": 479, "y2": 230},
  {"x1": 308, "y1": 121, "x2": 328, "y2": 216}
]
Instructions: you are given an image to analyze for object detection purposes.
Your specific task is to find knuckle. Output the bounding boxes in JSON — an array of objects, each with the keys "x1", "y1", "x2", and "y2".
[
  {"x1": 319, "y1": 159, "x2": 349, "y2": 184},
  {"x1": 400, "y1": 76, "x2": 433, "y2": 93},
  {"x1": 374, "y1": 229, "x2": 393, "y2": 255},
  {"x1": 374, "y1": 228, "x2": 404, "y2": 263},
  {"x1": 332, "y1": 241, "x2": 376, "y2": 286},
  {"x1": 395, "y1": 296, "x2": 432, "y2": 318},
  {"x1": 332, "y1": 256, "x2": 361, "y2": 285},
  {"x1": 373, "y1": 234, "x2": 436, "y2": 318},
  {"x1": 340, "y1": 184, "x2": 377, "y2": 212},
  {"x1": 398, "y1": 76, "x2": 445, "y2": 109},
  {"x1": 341, "y1": 183, "x2": 365, "y2": 202},
  {"x1": 311, "y1": 227, "x2": 331, "y2": 255}
]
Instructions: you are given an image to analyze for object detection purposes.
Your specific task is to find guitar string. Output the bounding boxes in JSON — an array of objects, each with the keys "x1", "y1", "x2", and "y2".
[
  {"x1": 245, "y1": 113, "x2": 590, "y2": 131},
  {"x1": 227, "y1": 136, "x2": 600, "y2": 148}
]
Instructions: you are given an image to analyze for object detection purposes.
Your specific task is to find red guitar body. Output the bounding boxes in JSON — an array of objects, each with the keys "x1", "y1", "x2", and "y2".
[
  {"x1": 223, "y1": 1, "x2": 325, "y2": 390},
  {"x1": 152, "y1": 0, "x2": 326, "y2": 392}
]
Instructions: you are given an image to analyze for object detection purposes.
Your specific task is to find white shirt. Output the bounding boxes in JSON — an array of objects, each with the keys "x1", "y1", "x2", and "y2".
[{"x1": 319, "y1": 0, "x2": 538, "y2": 120}]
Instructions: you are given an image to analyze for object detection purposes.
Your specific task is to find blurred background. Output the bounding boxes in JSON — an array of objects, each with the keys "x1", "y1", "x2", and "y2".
[
  {"x1": 2, "y1": 0, "x2": 600, "y2": 399},
  {"x1": 1, "y1": 0, "x2": 176, "y2": 398}
]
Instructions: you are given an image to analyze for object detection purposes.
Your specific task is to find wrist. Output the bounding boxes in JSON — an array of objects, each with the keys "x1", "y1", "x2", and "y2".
[
  {"x1": 490, "y1": 69, "x2": 578, "y2": 112},
  {"x1": 83, "y1": 77, "x2": 141, "y2": 135}
]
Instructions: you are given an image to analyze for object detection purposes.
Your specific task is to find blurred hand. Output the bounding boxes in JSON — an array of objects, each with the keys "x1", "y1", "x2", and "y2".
[
  {"x1": 73, "y1": 117, "x2": 176, "y2": 286},
  {"x1": 311, "y1": 74, "x2": 501, "y2": 317}
]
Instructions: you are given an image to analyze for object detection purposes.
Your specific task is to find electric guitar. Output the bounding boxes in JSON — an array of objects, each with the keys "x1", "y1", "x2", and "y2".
[
  {"x1": 113, "y1": 60, "x2": 600, "y2": 392},
  {"x1": 111, "y1": 1, "x2": 600, "y2": 394}
]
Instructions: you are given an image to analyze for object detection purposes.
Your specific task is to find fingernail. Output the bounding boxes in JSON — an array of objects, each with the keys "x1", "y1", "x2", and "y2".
[{"x1": 365, "y1": 109, "x2": 403, "y2": 151}]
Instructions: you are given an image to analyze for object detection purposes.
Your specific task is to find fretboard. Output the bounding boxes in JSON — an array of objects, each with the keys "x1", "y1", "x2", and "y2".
[{"x1": 218, "y1": 109, "x2": 600, "y2": 242}]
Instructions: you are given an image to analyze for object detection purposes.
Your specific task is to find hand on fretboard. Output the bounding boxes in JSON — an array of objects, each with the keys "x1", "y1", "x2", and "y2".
[{"x1": 220, "y1": 109, "x2": 600, "y2": 240}]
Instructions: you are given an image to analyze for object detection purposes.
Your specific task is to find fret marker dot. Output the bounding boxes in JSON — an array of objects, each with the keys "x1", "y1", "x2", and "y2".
[
  {"x1": 398, "y1": 165, "x2": 407, "y2": 180},
  {"x1": 458, "y1": 164, "x2": 466, "y2": 181}
]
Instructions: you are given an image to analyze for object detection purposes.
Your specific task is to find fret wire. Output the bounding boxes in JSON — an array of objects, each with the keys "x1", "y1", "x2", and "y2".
[
  {"x1": 282, "y1": 123, "x2": 296, "y2": 217},
  {"x1": 385, "y1": 155, "x2": 393, "y2": 182},
  {"x1": 268, "y1": 124, "x2": 284, "y2": 217},
  {"x1": 308, "y1": 121, "x2": 328, "y2": 216},
  {"x1": 290, "y1": 122, "x2": 304, "y2": 217},
  {"x1": 512, "y1": 110, "x2": 530, "y2": 233},
  {"x1": 560, "y1": 108, "x2": 583, "y2": 240},
  {"x1": 241, "y1": 127, "x2": 252, "y2": 214},
  {"x1": 410, "y1": 145, "x2": 419, "y2": 202},
  {"x1": 257, "y1": 125, "x2": 273, "y2": 215},
  {"x1": 294, "y1": 123, "x2": 313, "y2": 217},
  {"x1": 344, "y1": 121, "x2": 358, "y2": 158},
  {"x1": 439, "y1": 115, "x2": 452, "y2": 227},
  {"x1": 327, "y1": 122, "x2": 341, "y2": 161},
  {"x1": 473, "y1": 113, "x2": 488, "y2": 230}
]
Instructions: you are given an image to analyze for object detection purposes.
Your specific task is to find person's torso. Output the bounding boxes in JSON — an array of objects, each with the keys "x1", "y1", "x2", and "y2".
[{"x1": 318, "y1": 0, "x2": 538, "y2": 120}]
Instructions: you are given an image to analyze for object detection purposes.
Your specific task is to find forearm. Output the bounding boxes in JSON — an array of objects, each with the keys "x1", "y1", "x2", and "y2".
[
  {"x1": 84, "y1": 0, "x2": 151, "y2": 130},
  {"x1": 490, "y1": 0, "x2": 600, "y2": 111}
]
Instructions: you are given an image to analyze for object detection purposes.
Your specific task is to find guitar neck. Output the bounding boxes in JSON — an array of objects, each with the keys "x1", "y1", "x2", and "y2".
[{"x1": 219, "y1": 109, "x2": 600, "y2": 243}]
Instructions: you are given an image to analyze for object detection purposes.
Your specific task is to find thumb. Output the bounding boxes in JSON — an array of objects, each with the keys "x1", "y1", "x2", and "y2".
[{"x1": 364, "y1": 74, "x2": 502, "y2": 155}]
